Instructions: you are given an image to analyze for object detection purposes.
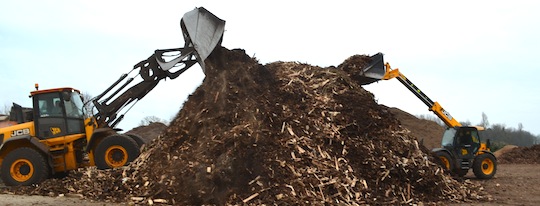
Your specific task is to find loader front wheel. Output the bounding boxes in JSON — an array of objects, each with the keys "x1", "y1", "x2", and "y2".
[
  {"x1": 94, "y1": 135, "x2": 140, "y2": 169},
  {"x1": 1, "y1": 147, "x2": 49, "y2": 186},
  {"x1": 473, "y1": 153, "x2": 497, "y2": 179},
  {"x1": 435, "y1": 151, "x2": 454, "y2": 172}
]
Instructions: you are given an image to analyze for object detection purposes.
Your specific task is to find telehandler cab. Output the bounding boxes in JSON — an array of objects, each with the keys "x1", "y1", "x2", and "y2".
[
  {"x1": 358, "y1": 53, "x2": 496, "y2": 179},
  {"x1": 0, "y1": 7, "x2": 225, "y2": 186}
]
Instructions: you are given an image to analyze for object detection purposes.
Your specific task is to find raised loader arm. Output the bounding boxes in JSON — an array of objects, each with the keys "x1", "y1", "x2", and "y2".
[
  {"x1": 91, "y1": 7, "x2": 225, "y2": 128},
  {"x1": 361, "y1": 53, "x2": 462, "y2": 128}
]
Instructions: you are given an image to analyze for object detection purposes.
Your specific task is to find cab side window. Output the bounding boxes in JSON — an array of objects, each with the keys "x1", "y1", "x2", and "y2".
[
  {"x1": 37, "y1": 93, "x2": 62, "y2": 117},
  {"x1": 471, "y1": 130, "x2": 480, "y2": 144}
]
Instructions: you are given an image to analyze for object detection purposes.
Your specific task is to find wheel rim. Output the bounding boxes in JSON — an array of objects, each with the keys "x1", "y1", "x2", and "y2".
[
  {"x1": 481, "y1": 158, "x2": 494, "y2": 175},
  {"x1": 10, "y1": 159, "x2": 34, "y2": 182},
  {"x1": 439, "y1": 156, "x2": 451, "y2": 170},
  {"x1": 105, "y1": 146, "x2": 128, "y2": 168}
]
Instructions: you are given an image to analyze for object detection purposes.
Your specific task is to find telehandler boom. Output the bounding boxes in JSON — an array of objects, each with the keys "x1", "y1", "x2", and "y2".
[
  {"x1": 0, "y1": 7, "x2": 225, "y2": 186},
  {"x1": 360, "y1": 53, "x2": 497, "y2": 179}
]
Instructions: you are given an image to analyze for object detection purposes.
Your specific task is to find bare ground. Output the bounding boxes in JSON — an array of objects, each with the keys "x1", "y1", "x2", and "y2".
[
  {"x1": 451, "y1": 163, "x2": 540, "y2": 206},
  {"x1": 0, "y1": 193, "x2": 125, "y2": 206}
]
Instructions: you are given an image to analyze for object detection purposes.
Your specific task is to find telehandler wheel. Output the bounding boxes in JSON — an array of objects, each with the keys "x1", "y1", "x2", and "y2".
[
  {"x1": 473, "y1": 153, "x2": 497, "y2": 179},
  {"x1": 94, "y1": 135, "x2": 140, "y2": 169},
  {"x1": 0, "y1": 147, "x2": 50, "y2": 186},
  {"x1": 435, "y1": 151, "x2": 454, "y2": 172}
]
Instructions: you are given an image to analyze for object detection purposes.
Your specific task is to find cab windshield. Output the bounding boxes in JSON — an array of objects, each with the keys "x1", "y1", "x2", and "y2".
[
  {"x1": 441, "y1": 128, "x2": 456, "y2": 147},
  {"x1": 65, "y1": 92, "x2": 84, "y2": 118}
]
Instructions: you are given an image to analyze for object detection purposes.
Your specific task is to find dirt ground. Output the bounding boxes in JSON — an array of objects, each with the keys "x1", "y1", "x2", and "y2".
[
  {"x1": 0, "y1": 184, "x2": 122, "y2": 205},
  {"x1": 0, "y1": 193, "x2": 125, "y2": 205},
  {"x1": 452, "y1": 164, "x2": 540, "y2": 206},
  {"x1": 0, "y1": 163, "x2": 538, "y2": 205}
]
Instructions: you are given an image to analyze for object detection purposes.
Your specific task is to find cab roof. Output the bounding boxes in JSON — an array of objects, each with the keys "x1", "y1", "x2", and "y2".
[{"x1": 30, "y1": 87, "x2": 81, "y2": 96}]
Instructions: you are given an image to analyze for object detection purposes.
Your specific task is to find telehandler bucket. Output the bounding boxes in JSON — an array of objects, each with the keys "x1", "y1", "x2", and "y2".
[
  {"x1": 181, "y1": 7, "x2": 225, "y2": 72},
  {"x1": 356, "y1": 52, "x2": 387, "y2": 85}
]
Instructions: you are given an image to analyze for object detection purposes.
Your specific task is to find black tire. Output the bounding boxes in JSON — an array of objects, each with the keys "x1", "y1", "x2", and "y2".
[
  {"x1": 435, "y1": 151, "x2": 454, "y2": 172},
  {"x1": 51, "y1": 171, "x2": 69, "y2": 179},
  {"x1": 457, "y1": 169, "x2": 469, "y2": 177},
  {"x1": 94, "y1": 135, "x2": 140, "y2": 169},
  {"x1": 1, "y1": 147, "x2": 50, "y2": 186},
  {"x1": 125, "y1": 133, "x2": 146, "y2": 149},
  {"x1": 473, "y1": 153, "x2": 497, "y2": 179}
]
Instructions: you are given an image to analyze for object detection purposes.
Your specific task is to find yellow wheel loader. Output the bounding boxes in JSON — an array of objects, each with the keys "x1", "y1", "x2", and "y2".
[
  {"x1": 358, "y1": 53, "x2": 496, "y2": 179},
  {"x1": 0, "y1": 7, "x2": 225, "y2": 186}
]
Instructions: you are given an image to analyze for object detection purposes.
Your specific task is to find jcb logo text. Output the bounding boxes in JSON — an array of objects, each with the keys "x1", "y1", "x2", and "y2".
[{"x1": 11, "y1": 128, "x2": 30, "y2": 137}]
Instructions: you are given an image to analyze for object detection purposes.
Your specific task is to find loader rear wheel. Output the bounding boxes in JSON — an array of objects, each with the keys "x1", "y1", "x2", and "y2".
[
  {"x1": 435, "y1": 151, "x2": 454, "y2": 172},
  {"x1": 473, "y1": 153, "x2": 497, "y2": 179},
  {"x1": 94, "y1": 135, "x2": 140, "y2": 169},
  {"x1": 1, "y1": 147, "x2": 49, "y2": 186}
]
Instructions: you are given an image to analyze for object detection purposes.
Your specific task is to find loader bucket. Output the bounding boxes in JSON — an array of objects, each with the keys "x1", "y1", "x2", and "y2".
[
  {"x1": 357, "y1": 52, "x2": 386, "y2": 85},
  {"x1": 181, "y1": 7, "x2": 226, "y2": 72}
]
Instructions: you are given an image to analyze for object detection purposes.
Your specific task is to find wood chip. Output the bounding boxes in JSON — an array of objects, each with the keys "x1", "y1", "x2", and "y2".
[{"x1": 242, "y1": 193, "x2": 259, "y2": 203}]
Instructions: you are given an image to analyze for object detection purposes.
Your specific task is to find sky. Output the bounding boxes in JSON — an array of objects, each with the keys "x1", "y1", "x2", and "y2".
[{"x1": 1, "y1": 1, "x2": 539, "y2": 136}]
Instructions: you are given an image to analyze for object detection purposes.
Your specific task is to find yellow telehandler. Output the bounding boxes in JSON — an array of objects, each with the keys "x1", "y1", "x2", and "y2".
[
  {"x1": 0, "y1": 7, "x2": 225, "y2": 186},
  {"x1": 359, "y1": 53, "x2": 496, "y2": 179}
]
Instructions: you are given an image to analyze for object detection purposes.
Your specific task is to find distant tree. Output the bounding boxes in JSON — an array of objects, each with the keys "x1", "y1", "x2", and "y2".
[
  {"x1": 139, "y1": 116, "x2": 167, "y2": 126},
  {"x1": 459, "y1": 120, "x2": 471, "y2": 126},
  {"x1": 81, "y1": 92, "x2": 95, "y2": 117},
  {"x1": 480, "y1": 112, "x2": 489, "y2": 128},
  {"x1": 481, "y1": 123, "x2": 537, "y2": 147},
  {"x1": 0, "y1": 103, "x2": 10, "y2": 115},
  {"x1": 489, "y1": 141, "x2": 507, "y2": 152}
]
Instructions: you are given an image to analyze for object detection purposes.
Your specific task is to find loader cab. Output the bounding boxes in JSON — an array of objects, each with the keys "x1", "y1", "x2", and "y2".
[
  {"x1": 441, "y1": 127, "x2": 480, "y2": 159},
  {"x1": 442, "y1": 126, "x2": 481, "y2": 158},
  {"x1": 31, "y1": 88, "x2": 85, "y2": 139}
]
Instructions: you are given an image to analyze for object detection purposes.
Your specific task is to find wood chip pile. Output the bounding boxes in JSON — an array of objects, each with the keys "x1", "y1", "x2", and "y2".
[
  {"x1": 497, "y1": 144, "x2": 540, "y2": 164},
  {"x1": 3, "y1": 48, "x2": 488, "y2": 205}
]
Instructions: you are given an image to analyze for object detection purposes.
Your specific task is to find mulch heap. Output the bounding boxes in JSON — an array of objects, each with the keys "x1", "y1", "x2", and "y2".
[
  {"x1": 126, "y1": 122, "x2": 167, "y2": 143},
  {"x1": 497, "y1": 144, "x2": 540, "y2": 164},
  {"x1": 3, "y1": 48, "x2": 488, "y2": 205}
]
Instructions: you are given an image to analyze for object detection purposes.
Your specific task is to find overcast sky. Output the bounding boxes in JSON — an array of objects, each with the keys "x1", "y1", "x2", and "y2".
[{"x1": 1, "y1": 1, "x2": 539, "y2": 136}]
